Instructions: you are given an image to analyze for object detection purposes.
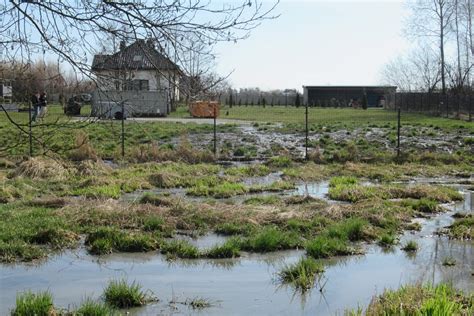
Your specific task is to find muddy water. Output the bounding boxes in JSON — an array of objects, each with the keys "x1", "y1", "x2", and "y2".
[{"x1": 1, "y1": 191, "x2": 472, "y2": 315}]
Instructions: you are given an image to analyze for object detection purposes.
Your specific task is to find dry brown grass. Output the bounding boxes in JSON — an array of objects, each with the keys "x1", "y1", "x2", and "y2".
[
  {"x1": 76, "y1": 160, "x2": 112, "y2": 176},
  {"x1": 128, "y1": 137, "x2": 214, "y2": 164},
  {"x1": 69, "y1": 131, "x2": 98, "y2": 161},
  {"x1": 27, "y1": 197, "x2": 68, "y2": 208},
  {"x1": 10, "y1": 157, "x2": 71, "y2": 181}
]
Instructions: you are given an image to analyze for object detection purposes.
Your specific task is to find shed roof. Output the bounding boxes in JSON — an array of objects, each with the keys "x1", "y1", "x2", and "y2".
[{"x1": 91, "y1": 39, "x2": 179, "y2": 72}]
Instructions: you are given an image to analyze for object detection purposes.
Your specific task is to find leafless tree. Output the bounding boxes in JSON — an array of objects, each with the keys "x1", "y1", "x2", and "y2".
[
  {"x1": 380, "y1": 45, "x2": 442, "y2": 92},
  {"x1": 1, "y1": 1, "x2": 278, "y2": 81},
  {"x1": 380, "y1": 55, "x2": 417, "y2": 92},
  {"x1": 406, "y1": 0, "x2": 456, "y2": 94},
  {"x1": 0, "y1": 0, "x2": 279, "y2": 156}
]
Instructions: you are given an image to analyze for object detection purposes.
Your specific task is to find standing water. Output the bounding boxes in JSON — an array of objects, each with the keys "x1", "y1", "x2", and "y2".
[{"x1": 1, "y1": 190, "x2": 472, "y2": 315}]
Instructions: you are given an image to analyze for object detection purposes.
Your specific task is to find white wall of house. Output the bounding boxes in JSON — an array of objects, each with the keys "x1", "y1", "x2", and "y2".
[{"x1": 94, "y1": 69, "x2": 180, "y2": 100}]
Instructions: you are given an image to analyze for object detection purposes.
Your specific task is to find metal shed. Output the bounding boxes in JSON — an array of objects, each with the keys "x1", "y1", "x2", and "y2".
[{"x1": 303, "y1": 86, "x2": 397, "y2": 108}]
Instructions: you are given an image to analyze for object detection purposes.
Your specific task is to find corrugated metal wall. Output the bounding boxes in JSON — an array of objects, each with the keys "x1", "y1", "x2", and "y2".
[{"x1": 92, "y1": 90, "x2": 169, "y2": 117}]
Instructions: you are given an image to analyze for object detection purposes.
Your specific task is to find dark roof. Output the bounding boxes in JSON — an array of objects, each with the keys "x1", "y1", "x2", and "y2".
[{"x1": 91, "y1": 39, "x2": 179, "y2": 72}]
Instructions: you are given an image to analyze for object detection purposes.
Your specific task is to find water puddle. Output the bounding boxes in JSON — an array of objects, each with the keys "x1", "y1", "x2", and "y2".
[
  {"x1": 293, "y1": 181, "x2": 329, "y2": 200},
  {"x1": 2, "y1": 189, "x2": 472, "y2": 315}
]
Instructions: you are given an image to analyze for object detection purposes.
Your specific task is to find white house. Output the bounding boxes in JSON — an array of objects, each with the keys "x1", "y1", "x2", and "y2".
[{"x1": 91, "y1": 39, "x2": 180, "y2": 102}]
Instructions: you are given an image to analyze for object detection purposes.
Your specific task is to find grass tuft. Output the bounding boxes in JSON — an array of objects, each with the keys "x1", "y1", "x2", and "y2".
[
  {"x1": 240, "y1": 227, "x2": 300, "y2": 252},
  {"x1": 75, "y1": 298, "x2": 116, "y2": 316},
  {"x1": 204, "y1": 238, "x2": 241, "y2": 259},
  {"x1": 12, "y1": 291, "x2": 54, "y2": 316},
  {"x1": 305, "y1": 236, "x2": 352, "y2": 259},
  {"x1": 401, "y1": 240, "x2": 418, "y2": 252},
  {"x1": 277, "y1": 257, "x2": 325, "y2": 292},
  {"x1": 378, "y1": 234, "x2": 397, "y2": 247},
  {"x1": 160, "y1": 239, "x2": 200, "y2": 259},
  {"x1": 442, "y1": 256, "x2": 456, "y2": 266},
  {"x1": 365, "y1": 283, "x2": 473, "y2": 315},
  {"x1": 103, "y1": 279, "x2": 150, "y2": 308}
]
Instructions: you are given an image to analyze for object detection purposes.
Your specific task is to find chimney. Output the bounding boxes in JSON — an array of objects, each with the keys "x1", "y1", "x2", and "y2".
[{"x1": 119, "y1": 40, "x2": 126, "y2": 51}]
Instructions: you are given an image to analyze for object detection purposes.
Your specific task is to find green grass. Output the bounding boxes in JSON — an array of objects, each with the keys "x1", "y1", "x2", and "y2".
[
  {"x1": 224, "y1": 164, "x2": 271, "y2": 177},
  {"x1": 243, "y1": 195, "x2": 281, "y2": 205},
  {"x1": 143, "y1": 215, "x2": 166, "y2": 231},
  {"x1": 248, "y1": 180, "x2": 295, "y2": 193},
  {"x1": 378, "y1": 233, "x2": 397, "y2": 247},
  {"x1": 0, "y1": 105, "x2": 227, "y2": 159},
  {"x1": 86, "y1": 227, "x2": 159, "y2": 255},
  {"x1": 200, "y1": 106, "x2": 474, "y2": 130},
  {"x1": 401, "y1": 240, "x2": 418, "y2": 252},
  {"x1": 160, "y1": 239, "x2": 200, "y2": 259},
  {"x1": 329, "y1": 176, "x2": 358, "y2": 187},
  {"x1": 103, "y1": 279, "x2": 150, "y2": 308},
  {"x1": 186, "y1": 297, "x2": 213, "y2": 309},
  {"x1": 266, "y1": 156, "x2": 292, "y2": 168},
  {"x1": 442, "y1": 256, "x2": 456, "y2": 266},
  {"x1": 186, "y1": 181, "x2": 248, "y2": 199},
  {"x1": 75, "y1": 298, "x2": 116, "y2": 316},
  {"x1": 364, "y1": 283, "x2": 473, "y2": 315},
  {"x1": 239, "y1": 226, "x2": 301, "y2": 252},
  {"x1": 214, "y1": 222, "x2": 255, "y2": 236},
  {"x1": 305, "y1": 236, "x2": 352, "y2": 259},
  {"x1": 12, "y1": 291, "x2": 54, "y2": 316},
  {"x1": 402, "y1": 198, "x2": 440, "y2": 213},
  {"x1": 326, "y1": 218, "x2": 368, "y2": 241},
  {"x1": 447, "y1": 214, "x2": 473, "y2": 239},
  {"x1": 329, "y1": 183, "x2": 462, "y2": 203},
  {"x1": 277, "y1": 257, "x2": 325, "y2": 292},
  {"x1": 204, "y1": 238, "x2": 241, "y2": 259}
]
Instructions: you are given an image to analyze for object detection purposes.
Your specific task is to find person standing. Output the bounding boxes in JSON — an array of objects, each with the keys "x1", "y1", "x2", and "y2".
[
  {"x1": 31, "y1": 91, "x2": 40, "y2": 122},
  {"x1": 38, "y1": 91, "x2": 48, "y2": 120}
]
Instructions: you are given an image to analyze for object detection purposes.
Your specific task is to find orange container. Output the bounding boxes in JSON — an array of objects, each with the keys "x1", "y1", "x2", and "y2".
[{"x1": 189, "y1": 101, "x2": 220, "y2": 118}]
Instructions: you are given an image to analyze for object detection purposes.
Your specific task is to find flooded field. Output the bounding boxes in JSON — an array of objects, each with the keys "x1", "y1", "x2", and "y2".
[{"x1": 1, "y1": 187, "x2": 472, "y2": 315}]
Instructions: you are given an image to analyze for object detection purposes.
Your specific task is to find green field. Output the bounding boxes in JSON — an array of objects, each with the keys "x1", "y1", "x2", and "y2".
[{"x1": 171, "y1": 105, "x2": 474, "y2": 130}]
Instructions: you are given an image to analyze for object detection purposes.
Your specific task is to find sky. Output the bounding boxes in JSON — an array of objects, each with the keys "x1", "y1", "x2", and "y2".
[{"x1": 214, "y1": 0, "x2": 412, "y2": 91}]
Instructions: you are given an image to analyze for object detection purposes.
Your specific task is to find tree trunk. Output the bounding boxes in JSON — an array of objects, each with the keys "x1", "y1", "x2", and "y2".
[
  {"x1": 455, "y1": 0, "x2": 462, "y2": 90},
  {"x1": 440, "y1": 11, "x2": 446, "y2": 95}
]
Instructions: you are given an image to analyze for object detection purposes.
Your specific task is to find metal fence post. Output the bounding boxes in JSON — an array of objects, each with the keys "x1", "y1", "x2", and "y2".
[
  {"x1": 469, "y1": 95, "x2": 472, "y2": 122},
  {"x1": 305, "y1": 101, "x2": 309, "y2": 160},
  {"x1": 446, "y1": 94, "x2": 449, "y2": 118},
  {"x1": 121, "y1": 101, "x2": 125, "y2": 159},
  {"x1": 28, "y1": 99, "x2": 33, "y2": 157},
  {"x1": 397, "y1": 106, "x2": 401, "y2": 159},
  {"x1": 213, "y1": 106, "x2": 217, "y2": 156}
]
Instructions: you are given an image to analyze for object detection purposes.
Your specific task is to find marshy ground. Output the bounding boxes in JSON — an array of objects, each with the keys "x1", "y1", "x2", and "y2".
[{"x1": 0, "y1": 105, "x2": 473, "y2": 315}]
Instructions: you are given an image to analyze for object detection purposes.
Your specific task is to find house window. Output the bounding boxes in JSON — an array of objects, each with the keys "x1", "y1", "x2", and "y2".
[
  {"x1": 138, "y1": 80, "x2": 149, "y2": 91},
  {"x1": 122, "y1": 79, "x2": 149, "y2": 91}
]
